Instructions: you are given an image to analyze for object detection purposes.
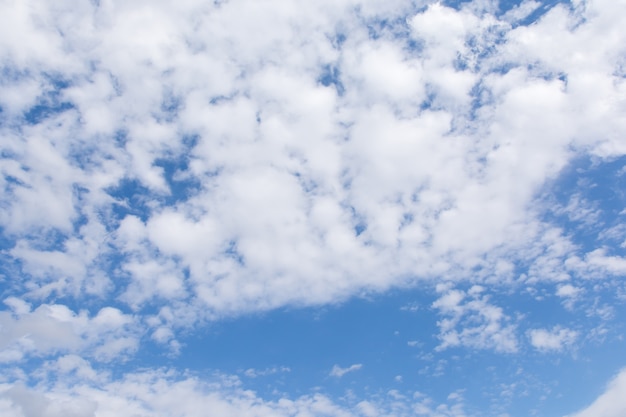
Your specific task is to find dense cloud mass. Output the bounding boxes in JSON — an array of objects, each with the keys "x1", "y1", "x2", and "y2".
[{"x1": 1, "y1": 0, "x2": 626, "y2": 415}]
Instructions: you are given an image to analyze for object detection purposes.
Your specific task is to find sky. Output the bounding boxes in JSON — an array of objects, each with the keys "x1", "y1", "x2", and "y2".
[{"x1": 0, "y1": 0, "x2": 626, "y2": 416}]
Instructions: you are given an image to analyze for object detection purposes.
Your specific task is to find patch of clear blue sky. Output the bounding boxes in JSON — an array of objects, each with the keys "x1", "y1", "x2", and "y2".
[
  {"x1": 128, "y1": 282, "x2": 626, "y2": 416},
  {"x1": 151, "y1": 290, "x2": 442, "y2": 395}
]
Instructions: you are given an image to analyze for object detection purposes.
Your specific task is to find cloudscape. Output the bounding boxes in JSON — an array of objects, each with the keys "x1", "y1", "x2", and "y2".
[{"x1": 1, "y1": 0, "x2": 626, "y2": 415}]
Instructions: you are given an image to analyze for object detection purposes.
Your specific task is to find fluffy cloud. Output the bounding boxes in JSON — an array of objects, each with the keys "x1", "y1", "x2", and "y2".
[
  {"x1": 0, "y1": 299, "x2": 139, "y2": 363},
  {"x1": 0, "y1": 364, "x2": 472, "y2": 417},
  {"x1": 567, "y1": 368, "x2": 626, "y2": 417},
  {"x1": 1, "y1": 0, "x2": 625, "y2": 415},
  {"x1": 1, "y1": 0, "x2": 624, "y2": 323},
  {"x1": 432, "y1": 284, "x2": 518, "y2": 353},
  {"x1": 528, "y1": 326, "x2": 578, "y2": 352},
  {"x1": 0, "y1": 3, "x2": 625, "y2": 412}
]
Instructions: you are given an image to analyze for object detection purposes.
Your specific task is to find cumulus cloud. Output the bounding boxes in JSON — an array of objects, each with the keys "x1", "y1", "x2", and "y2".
[
  {"x1": 528, "y1": 326, "x2": 578, "y2": 352},
  {"x1": 556, "y1": 284, "x2": 582, "y2": 299},
  {"x1": 0, "y1": 365, "x2": 473, "y2": 417},
  {"x1": 0, "y1": 0, "x2": 623, "y2": 325},
  {"x1": 567, "y1": 368, "x2": 626, "y2": 417},
  {"x1": 432, "y1": 285, "x2": 518, "y2": 353},
  {"x1": 0, "y1": 300, "x2": 139, "y2": 363},
  {"x1": 556, "y1": 283, "x2": 583, "y2": 310},
  {"x1": 0, "y1": 2, "x2": 625, "y2": 415}
]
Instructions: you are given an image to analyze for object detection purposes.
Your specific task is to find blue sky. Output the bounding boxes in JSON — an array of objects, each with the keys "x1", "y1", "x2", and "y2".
[{"x1": 1, "y1": 0, "x2": 626, "y2": 416}]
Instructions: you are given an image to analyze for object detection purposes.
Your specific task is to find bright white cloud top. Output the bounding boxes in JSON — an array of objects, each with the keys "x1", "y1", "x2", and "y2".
[{"x1": 0, "y1": 0, "x2": 625, "y2": 415}]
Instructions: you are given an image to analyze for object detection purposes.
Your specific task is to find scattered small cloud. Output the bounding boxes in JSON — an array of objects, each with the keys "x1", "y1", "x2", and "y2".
[
  {"x1": 556, "y1": 284, "x2": 582, "y2": 299},
  {"x1": 433, "y1": 285, "x2": 519, "y2": 353},
  {"x1": 329, "y1": 363, "x2": 363, "y2": 378},
  {"x1": 528, "y1": 326, "x2": 578, "y2": 352},
  {"x1": 400, "y1": 302, "x2": 420, "y2": 312},
  {"x1": 556, "y1": 284, "x2": 583, "y2": 310},
  {"x1": 243, "y1": 367, "x2": 291, "y2": 378}
]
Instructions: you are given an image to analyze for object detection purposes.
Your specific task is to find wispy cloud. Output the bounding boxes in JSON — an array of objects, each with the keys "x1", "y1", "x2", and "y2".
[
  {"x1": 243, "y1": 366, "x2": 291, "y2": 378},
  {"x1": 330, "y1": 363, "x2": 363, "y2": 378}
]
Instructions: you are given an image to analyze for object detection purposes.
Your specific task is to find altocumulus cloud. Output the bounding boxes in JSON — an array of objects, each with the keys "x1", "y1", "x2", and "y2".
[{"x1": 0, "y1": 0, "x2": 626, "y2": 415}]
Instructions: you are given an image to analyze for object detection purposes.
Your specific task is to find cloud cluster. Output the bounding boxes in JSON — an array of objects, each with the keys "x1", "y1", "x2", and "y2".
[
  {"x1": 1, "y1": 357, "x2": 624, "y2": 417},
  {"x1": 432, "y1": 284, "x2": 518, "y2": 353},
  {"x1": 0, "y1": 363, "x2": 472, "y2": 417},
  {"x1": 0, "y1": 299, "x2": 139, "y2": 363},
  {"x1": 1, "y1": 0, "x2": 625, "y2": 324},
  {"x1": 1, "y1": 0, "x2": 626, "y2": 414}
]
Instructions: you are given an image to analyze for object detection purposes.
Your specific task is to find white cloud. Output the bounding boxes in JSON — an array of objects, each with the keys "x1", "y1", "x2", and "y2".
[
  {"x1": 0, "y1": 302, "x2": 139, "y2": 363},
  {"x1": 556, "y1": 284, "x2": 582, "y2": 299},
  {"x1": 501, "y1": 0, "x2": 541, "y2": 23},
  {"x1": 0, "y1": 365, "x2": 472, "y2": 417},
  {"x1": 0, "y1": 0, "x2": 624, "y2": 399},
  {"x1": 528, "y1": 326, "x2": 578, "y2": 352},
  {"x1": 243, "y1": 367, "x2": 291, "y2": 378},
  {"x1": 566, "y1": 368, "x2": 626, "y2": 417},
  {"x1": 585, "y1": 249, "x2": 626, "y2": 275},
  {"x1": 432, "y1": 285, "x2": 518, "y2": 353},
  {"x1": 556, "y1": 283, "x2": 583, "y2": 310},
  {"x1": 330, "y1": 363, "x2": 363, "y2": 378},
  {"x1": 0, "y1": 0, "x2": 622, "y2": 323}
]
